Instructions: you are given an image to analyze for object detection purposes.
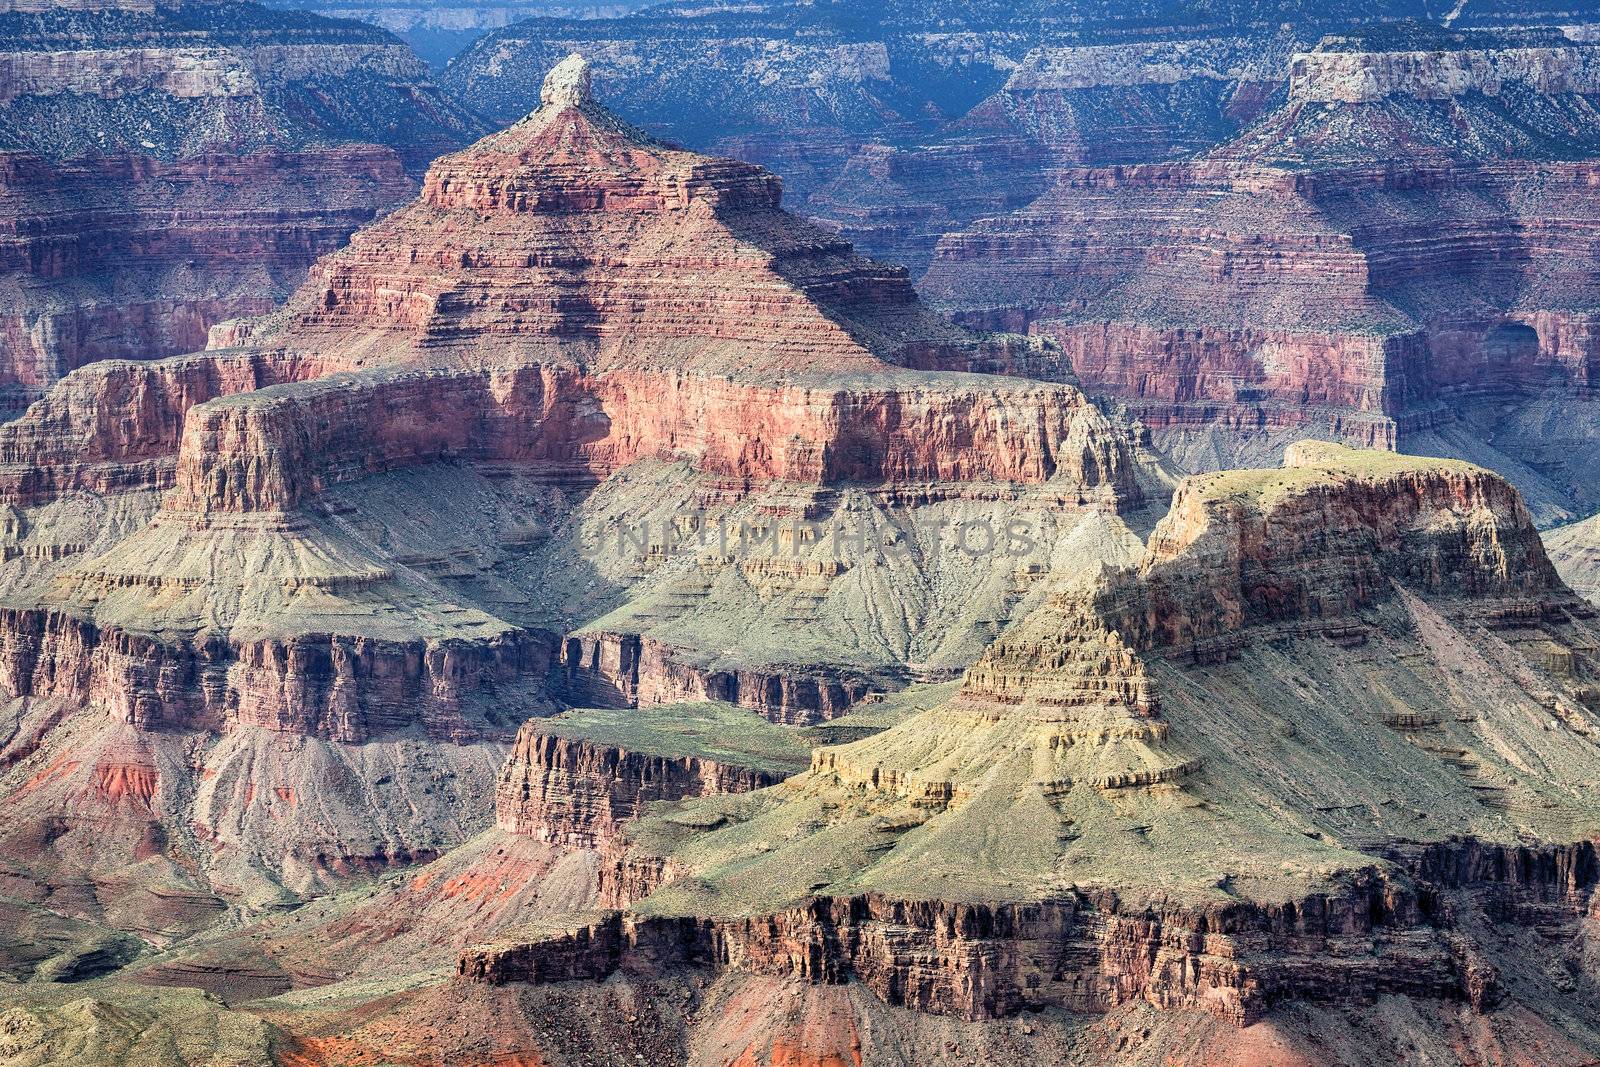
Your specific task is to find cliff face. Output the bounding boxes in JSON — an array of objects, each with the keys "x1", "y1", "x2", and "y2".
[
  {"x1": 462, "y1": 842, "x2": 1598, "y2": 1025},
  {"x1": 467, "y1": 448, "x2": 1600, "y2": 1044},
  {"x1": 1288, "y1": 30, "x2": 1600, "y2": 104},
  {"x1": 0, "y1": 0, "x2": 482, "y2": 398},
  {"x1": 0, "y1": 606, "x2": 554, "y2": 741},
  {"x1": 923, "y1": 30, "x2": 1600, "y2": 518},
  {"x1": 555, "y1": 631, "x2": 885, "y2": 725},
  {"x1": 0, "y1": 348, "x2": 345, "y2": 503},
  {"x1": 495, "y1": 722, "x2": 791, "y2": 846},
  {"x1": 157, "y1": 366, "x2": 1136, "y2": 518},
  {"x1": 0, "y1": 149, "x2": 402, "y2": 403}
]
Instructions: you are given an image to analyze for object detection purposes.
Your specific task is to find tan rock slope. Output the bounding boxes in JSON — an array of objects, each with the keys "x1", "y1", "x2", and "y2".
[
  {"x1": 462, "y1": 445, "x2": 1600, "y2": 1053},
  {"x1": 1549, "y1": 512, "x2": 1600, "y2": 606}
]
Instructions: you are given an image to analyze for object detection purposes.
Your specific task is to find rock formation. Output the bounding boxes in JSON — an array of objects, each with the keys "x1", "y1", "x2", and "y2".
[
  {"x1": 922, "y1": 26, "x2": 1600, "y2": 521},
  {"x1": 8, "y1": 23, "x2": 1600, "y2": 1064},
  {"x1": 0, "y1": 0, "x2": 482, "y2": 405},
  {"x1": 495, "y1": 703, "x2": 809, "y2": 847},
  {"x1": 444, "y1": 8, "x2": 1600, "y2": 529},
  {"x1": 462, "y1": 446, "x2": 1600, "y2": 1054},
  {"x1": 0, "y1": 53, "x2": 1157, "y2": 990}
]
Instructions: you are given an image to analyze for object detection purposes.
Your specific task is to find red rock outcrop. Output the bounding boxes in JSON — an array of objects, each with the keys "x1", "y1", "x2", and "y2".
[
  {"x1": 160, "y1": 365, "x2": 1137, "y2": 518},
  {"x1": 0, "y1": 348, "x2": 347, "y2": 505},
  {"x1": 0, "y1": 55, "x2": 1140, "y2": 756},
  {"x1": 460, "y1": 840, "x2": 1600, "y2": 1024},
  {"x1": 495, "y1": 727, "x2": 786, "y2": 846},
  {"x1": 923, "y1": 31, "x2": 1600, "y2": 513},
  {"x1": 142, "y1": 55, "x2": 1137, "y2": 521}
]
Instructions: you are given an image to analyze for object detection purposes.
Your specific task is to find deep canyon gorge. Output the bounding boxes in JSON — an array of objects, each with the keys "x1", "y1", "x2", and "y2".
[{"x1": 4, "y1": 1, "x2": 1600, "y2": 1065}]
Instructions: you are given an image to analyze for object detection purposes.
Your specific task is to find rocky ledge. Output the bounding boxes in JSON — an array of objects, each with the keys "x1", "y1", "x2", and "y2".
[
  {"x1": 460, "y1": 839, "x2": 1595, "y2": 1025},
  {"x1": 462, "y1": 447, "x2": 1600, "y2": 1035}
]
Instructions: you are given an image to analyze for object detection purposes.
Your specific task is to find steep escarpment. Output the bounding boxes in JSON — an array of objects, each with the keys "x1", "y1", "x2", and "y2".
[
  {"x1": 0, "y1": 53, "x2": 1165, "y2": 974},
  {"x1": 925, "y1": 28, "x2": 1600, "y2": 520},
  {"x1": 461, "y1": 844, "x2": 1598, "y2": 1025},
  {"x1": 160, "y1": 366, "x2": 1136, "y2": 516},
  {"x1": 465, "y1": 447, "x2": 1600, "y2": 1040},
  {"x1": 495, "y1": 703, "x2": 811, "y2": 846},
  {"x1": 0, "y1": 0, "x2": 482, "y2": 397},
  {"x1": 0, "y1": 348, "x2": 346, "y2": 504}
]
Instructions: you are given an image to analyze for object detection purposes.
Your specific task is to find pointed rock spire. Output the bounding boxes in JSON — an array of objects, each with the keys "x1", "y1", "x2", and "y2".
[{"x1": 540, "y1": 53, "x2": 593, "y2": 110}]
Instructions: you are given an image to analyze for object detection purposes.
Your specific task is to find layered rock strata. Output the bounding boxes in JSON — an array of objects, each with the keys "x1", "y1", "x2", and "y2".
[
  {"x1": 494, "y1": 706, "x2": 809, "y2": 846},
  {"x1": 0, "y1": 0, "x2": 481, "y2": 395},
  {"x1": 924, "y1": 28, "x2": 1600, "y2": 517},
  {"x1": 461, "y1": 840, "x2": 1595, "y2": 1024},
  {"x1": 0, "y1": 53, "x2": 1159, "y2": 949},
  {"x1": 0, "y1": 55, "x2": 1147, "y2": 753},
  {"x1": 555, "y1": 631, "x2": 884, "y2": 725},
  {"x1": 465, "y1": 447, "x2": 1600, "y2": 1035}
]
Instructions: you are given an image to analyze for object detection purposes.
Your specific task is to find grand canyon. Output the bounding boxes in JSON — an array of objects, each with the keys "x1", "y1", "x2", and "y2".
[{"x1": 4, "y1": 1, "x2": 1600, "y2": 1065}]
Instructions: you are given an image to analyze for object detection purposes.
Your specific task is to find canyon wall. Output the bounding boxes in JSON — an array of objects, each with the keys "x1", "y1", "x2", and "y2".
[
  {"x1": 461, "y1": 840, "x2": 1598, "y2": 1025},
  {"x1": 495, "y1": 726, "x2": 787, "y2": 846},
  {"x1": 163, "y1": 364, "x2": 1138, "y2": 519},
  {"x1": 555, "y1": 631, "x2": 883, "y2": 725},
  {"x1": 0, "y1": 0, "x2": 482, "y2": 393},
  {"x1": 0, "y1": 605, "x2": 555, "y2": 741},
  {"x1": 0, "y1": 147, "x2": 402, "y2": 397},
  {"x1": 0, "y1": 349, "x2": 348, "y2": 504}
]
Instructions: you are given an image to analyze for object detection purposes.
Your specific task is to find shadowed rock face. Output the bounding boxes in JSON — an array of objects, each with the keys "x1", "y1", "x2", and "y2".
[
  {"x1": 0, "y1": 0, "x2": 483, "y2": 403},
  {"x1": 921, "y1": 28, "x2": 1600, "y2": 520}
]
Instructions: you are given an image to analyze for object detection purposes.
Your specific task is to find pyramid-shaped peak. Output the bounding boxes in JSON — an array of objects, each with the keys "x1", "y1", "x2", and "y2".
[{"x1": 541, "y1": 53, "x2": 592, "y2": 110}]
